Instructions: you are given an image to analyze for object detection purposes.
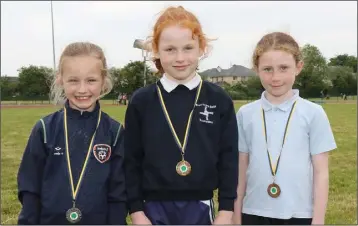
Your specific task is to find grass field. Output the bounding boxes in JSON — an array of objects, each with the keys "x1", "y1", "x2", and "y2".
[
  {"x1": 1, "y1": 102, "x2": 357, "y2": 224},
  {"x1": 0, "y1": 96, "x2": 356, "y2": 105}
]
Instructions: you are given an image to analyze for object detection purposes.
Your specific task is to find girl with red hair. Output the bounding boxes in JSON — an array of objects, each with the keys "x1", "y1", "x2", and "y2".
[{"x1": 124, "y1": 6, "x2": 238, "y2": 225}]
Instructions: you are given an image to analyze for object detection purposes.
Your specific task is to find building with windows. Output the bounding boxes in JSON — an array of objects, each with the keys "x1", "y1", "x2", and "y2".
[{"x1": 199, "y1": 64, "x2": 257, "y2": 85}]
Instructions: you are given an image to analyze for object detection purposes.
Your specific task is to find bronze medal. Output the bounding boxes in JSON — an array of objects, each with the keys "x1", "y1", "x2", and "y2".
[
  {"x1": 176, "y1": 160, "x2": 192, "y2": 176},
  {"x1": 267, "y1": 183, "x2": 281, "y2": 198}
]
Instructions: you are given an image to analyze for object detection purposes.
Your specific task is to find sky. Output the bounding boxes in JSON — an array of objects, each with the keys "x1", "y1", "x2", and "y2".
[{"x1": 1, "y1": 1, "x2": 357, "y2": 77}]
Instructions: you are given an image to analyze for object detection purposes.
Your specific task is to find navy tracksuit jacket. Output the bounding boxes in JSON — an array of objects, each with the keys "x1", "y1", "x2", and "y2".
[{"x1": 17, "y1": 101, "x2": 127, "y2": 225}]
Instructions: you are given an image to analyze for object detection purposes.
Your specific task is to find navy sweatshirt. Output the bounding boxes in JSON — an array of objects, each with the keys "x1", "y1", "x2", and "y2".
[
  {"x1": 17, "y1": 101, "x2": 127, "y2": 225},
  {"x1": 124, "y1": 80, "x2": 238, "y2": 214}
]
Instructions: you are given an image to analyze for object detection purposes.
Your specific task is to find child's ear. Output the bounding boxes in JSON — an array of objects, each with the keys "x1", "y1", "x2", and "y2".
[
  {"x1": 101, "y1": 75, "x2": 110, "y2": 95},
  {"x1": 296, "y1": 61, "x2": 304, "y2": 76}
]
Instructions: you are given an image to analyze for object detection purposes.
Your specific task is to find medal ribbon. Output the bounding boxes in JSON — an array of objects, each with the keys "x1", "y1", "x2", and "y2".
[
  {"x1": 64, "y1": 107, "x2": 102, "y2": 203},
  {"x1": 261, "y1": 101, "x2": 296, "y2": 178},
  {"x1": 156, "y1": 80, "x2": 203, "y2": 159}
]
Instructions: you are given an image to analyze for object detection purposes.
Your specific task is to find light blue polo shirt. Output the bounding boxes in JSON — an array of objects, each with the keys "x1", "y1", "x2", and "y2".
[{"x1": 236, "y1": 90, "x2": 337, "y2": 219}]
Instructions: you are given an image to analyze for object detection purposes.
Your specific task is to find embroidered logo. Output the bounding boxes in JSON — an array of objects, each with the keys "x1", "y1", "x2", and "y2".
[
  {"x1": 93, "y1": 144, "x2": 111, "y2": 163},
  {"x1": 53, "y1": 146, "x2": 64, "y2": 156},
  {"x1": 196, "y1": 103, "x2": 216, "y2": 124}
]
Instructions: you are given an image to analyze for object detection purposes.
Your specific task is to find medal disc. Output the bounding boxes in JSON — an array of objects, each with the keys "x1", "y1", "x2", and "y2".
[
  {"x1": 267, "y1": 183, "x2": 281, "y2": 198},
  {"x1": 176, "y1": 160, "x2": 192, "y2": 176},
  {"x1": 66, "y1": 207, "x2": 82, "y2": 223}
]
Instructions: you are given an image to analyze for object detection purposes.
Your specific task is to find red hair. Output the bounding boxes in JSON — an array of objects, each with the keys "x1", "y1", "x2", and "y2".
[{"x1": 150, "y1": 6, "x2": 210, "y2": 74}]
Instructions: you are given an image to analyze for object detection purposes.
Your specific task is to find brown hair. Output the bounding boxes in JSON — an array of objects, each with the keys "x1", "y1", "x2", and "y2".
[
  {"x1": 150, "y1": 6, "x2": 212, "y2": 74},
  {"x1": 252, "y1": 32, "x2": 302, "y2": 70},
  {"x1": 50, "y1": 42, "x2": 113, "y2": 104}
]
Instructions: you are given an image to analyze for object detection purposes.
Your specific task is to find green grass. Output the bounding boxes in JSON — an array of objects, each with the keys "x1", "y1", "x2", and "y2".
[{"x1": 1, "y1": 102, "x2": 356, "y2": 224}]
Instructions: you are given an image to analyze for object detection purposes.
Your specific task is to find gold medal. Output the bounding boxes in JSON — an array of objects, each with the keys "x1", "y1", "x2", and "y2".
[
  {"x1": 262, "y1": 101, "x2": 296, "y2": 198},
  {"x1": 267, "y1": 183, "x2": 281, "y2": 198},
  {"x1": 157, "y1": 79, "x2": 203, "y2": 176},
  {"x1": 176, "y1": 160, "x2": 192, "y2": 176},
  {"x1": 63, "y1": 107, "x2": 102, "y2": 222}
]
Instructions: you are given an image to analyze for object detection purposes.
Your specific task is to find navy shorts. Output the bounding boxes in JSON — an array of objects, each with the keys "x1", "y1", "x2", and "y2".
[{"x1": 144, "y1": 200, "x2": 215, "y2": 225}]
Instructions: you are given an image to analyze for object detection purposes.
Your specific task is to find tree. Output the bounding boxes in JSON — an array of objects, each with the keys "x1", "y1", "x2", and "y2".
[
  {"x1": 328, "y1": 54, "x2": 357, "y2": 73},
  {"x1": 117, "y1": 61, "x2": 157, "y2": 95},
  {"x1": 230, "y1": 76, "x2": 262, "y2": 100},
  {"x1": 0, "y1": 76, "x2": 19, "y2": 99},
  {"x1": 228, "y1": 80, "x2": 249, "y2": 100},
  {"x1": 327, "y1": 66, "x2": 357, "y2": 96},
  {"x1": 327, "y1": 66, "x2": 350, "y2": 95},
  {"x1": 350, "y1": 73, "x2": 358, "y2": 95},
  {"x1": 108, "y1": 67, "x2": 121, "y2": 98},
  {"x1": 17, "y1": 65, "x2": 53, "y2": 99},
  {"x1": 294, "y1": 44, "x2": 330, "y2": 98},
  {"x1": 245, "y1": 76, "x2": 263, "y2": 98}
]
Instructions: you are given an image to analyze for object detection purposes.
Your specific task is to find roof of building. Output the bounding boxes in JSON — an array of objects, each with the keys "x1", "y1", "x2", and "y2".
[{"x1": 199, "y1": 64, "x2": 257, "y2": 77}]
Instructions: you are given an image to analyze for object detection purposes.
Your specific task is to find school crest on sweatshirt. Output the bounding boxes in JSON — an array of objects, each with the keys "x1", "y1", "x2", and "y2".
[
  {"x1": 93, "y1": 144, "x2": 111, "y2": 163},
  {"x1": 196, "y1": 103, "x2": 216, "y2": 124}
]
